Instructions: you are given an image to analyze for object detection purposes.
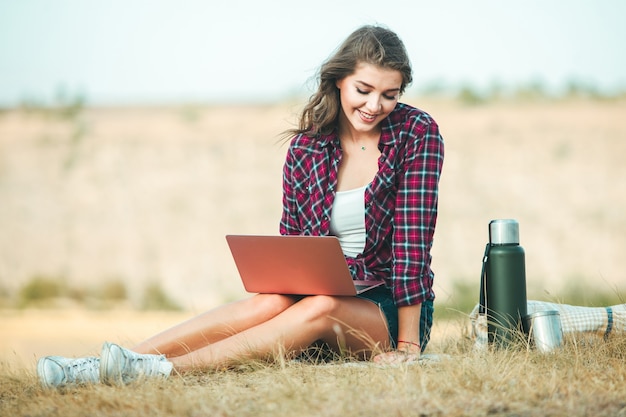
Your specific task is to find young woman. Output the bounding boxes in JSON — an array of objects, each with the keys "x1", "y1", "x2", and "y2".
[{"x1": 37, "y1": 24, "x2": 444, "y2": 388}]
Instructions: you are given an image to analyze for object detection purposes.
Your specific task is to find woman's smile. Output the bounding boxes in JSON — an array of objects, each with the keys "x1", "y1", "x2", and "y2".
[{"x1": 358, "y1": 109, "x2": 379, "y2": 122}]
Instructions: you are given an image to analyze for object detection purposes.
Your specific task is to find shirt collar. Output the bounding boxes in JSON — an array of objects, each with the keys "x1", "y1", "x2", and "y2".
[{"x1": 316, "y1": 130, "x2": 339, "y2": 148}]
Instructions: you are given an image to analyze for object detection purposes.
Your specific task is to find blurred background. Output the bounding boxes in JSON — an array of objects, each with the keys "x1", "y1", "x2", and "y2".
[{"x1": 1, "y1": 0, "x2": 625, "y2": 315}]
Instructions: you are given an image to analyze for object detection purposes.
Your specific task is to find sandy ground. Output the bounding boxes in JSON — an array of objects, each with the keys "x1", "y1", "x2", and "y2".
[
  {"x1": 1, "y1": 98, "x2": 625, "y2": 309},
  {"x1": 0, "y1": 309, "x2": 464, "y2": 369},
  {"x1": 0, "y1": 309, "x2": 191, "y2": 368}
]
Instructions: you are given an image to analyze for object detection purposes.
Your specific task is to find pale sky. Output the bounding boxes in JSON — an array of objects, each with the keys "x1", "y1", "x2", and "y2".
[{"x1": 1, "y1": 0, "x2": 625, "y2": 105}]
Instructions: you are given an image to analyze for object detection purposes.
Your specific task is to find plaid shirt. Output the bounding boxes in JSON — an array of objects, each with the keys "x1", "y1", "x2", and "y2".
[{"x1": 279, "y1": 103, "x2": 444, "y2": 307}]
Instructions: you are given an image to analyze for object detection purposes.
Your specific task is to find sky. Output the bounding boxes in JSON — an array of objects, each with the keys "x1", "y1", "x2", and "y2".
[{"x1": 1, "y1": 0, "x2": 625, "y2": 106}]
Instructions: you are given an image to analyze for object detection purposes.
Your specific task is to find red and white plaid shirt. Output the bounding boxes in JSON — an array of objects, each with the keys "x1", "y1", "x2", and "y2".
[{"x1": 280, "y1": 103, "x2": 444, "y2": 307}]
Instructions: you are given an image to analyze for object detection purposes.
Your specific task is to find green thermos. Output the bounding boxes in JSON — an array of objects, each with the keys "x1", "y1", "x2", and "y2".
[{"x1": 479, "y1": 219, "x2": 528, "y2": 346}]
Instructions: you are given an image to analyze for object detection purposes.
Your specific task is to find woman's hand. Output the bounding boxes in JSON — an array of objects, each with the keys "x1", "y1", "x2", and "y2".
[{"x1": 373, "y1": 340, "x2": 420, "y2": 364}]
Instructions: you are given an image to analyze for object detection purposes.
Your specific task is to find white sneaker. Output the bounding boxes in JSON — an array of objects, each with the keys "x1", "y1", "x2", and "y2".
[
  {"x1": 37, "y1": 356, "x2": 100, "y2": 388},
  {"x1": 100, "y1": 342, "x2": 173, "y2": 384}
]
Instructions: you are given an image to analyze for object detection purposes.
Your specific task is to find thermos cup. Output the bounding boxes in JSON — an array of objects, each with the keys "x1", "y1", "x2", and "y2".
[
  {"x1": 524, "y1": 310, "x2": 563, "y2": 353},
  {"x1": 479, "y1": 219, "x2": 528, "y2": 346}
]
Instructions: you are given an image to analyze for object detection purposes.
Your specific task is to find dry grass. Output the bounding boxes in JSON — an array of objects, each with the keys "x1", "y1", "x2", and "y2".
[{"x1": 1, "y1": 315, "x2": 625, "y2": 417}]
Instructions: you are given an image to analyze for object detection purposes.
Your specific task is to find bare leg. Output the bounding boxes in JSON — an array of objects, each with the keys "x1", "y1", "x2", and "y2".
[
  {"x1": 168, "y1": 295, "x2": 390, "y2": 371},
  {"x1": 132, "y1": 294, "x2": 300, "y2": 356}
]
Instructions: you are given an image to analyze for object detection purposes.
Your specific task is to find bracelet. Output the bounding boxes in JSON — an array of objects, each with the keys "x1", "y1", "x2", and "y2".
[{"x1": 397, "y1": 340, "x2": 420, "y2": 349}]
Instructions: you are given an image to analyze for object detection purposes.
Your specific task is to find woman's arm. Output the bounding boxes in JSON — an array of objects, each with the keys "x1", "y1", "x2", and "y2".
[
  {"x1": 396, "y1": 304, "x2": 422, "y2": 351},
  {"x1": 279, "y1": 138, "x2": 302, "y2": 235},
  {"x1": 373, "y1": 304, "x2": 422, "y2": 363},
  {"x1": 390, "y1": 116, "x2": 444, "y2": 308},
  {"x1": 375, "y1": 110, "x2": 444, "y2": 363}
]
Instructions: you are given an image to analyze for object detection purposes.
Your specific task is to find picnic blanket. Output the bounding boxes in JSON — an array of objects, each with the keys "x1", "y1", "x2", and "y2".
[{"x1": 469, "y1": 300, "x2": 626, "y2": 348}]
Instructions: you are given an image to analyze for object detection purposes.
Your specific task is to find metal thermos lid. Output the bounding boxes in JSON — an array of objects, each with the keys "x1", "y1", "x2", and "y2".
[{"x1": 489, "y1": 219, "x2": 519, "y2": 245}]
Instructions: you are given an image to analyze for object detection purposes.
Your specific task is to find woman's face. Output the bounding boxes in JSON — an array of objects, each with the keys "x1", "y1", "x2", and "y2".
[{"x1": 335, "y1": 62, "x2": 402, "y2": 136}]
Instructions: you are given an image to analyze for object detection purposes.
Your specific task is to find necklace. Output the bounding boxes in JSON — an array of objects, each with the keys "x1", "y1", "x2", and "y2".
[{"x1": 361, "y1": 146, "x2": 366, "y2": 151}]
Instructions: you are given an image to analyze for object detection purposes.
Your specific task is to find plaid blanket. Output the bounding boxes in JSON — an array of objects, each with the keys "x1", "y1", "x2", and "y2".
[{"x1": 469, "y1": 300, "x2": 626, "y2": 348}]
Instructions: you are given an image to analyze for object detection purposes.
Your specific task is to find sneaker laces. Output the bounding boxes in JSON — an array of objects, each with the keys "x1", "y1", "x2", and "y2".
[
  {"x1": 67, "y1": 357, "x2": 100, "y2": 383},
  {"x1": 118, "y1": 351, "x2": 171, "y2": 384},
  {"x1": 129, "y1": 354, "x2": 168, "y2": 376}
]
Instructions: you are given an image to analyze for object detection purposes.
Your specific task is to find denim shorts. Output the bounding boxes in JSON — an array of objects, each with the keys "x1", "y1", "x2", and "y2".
[{"x1": 357, "y1": 285, "x2": 433, "y2": 352}]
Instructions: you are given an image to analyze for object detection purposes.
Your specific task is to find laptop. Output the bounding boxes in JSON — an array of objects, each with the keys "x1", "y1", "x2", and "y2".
[{"x1": 225, "y1": 235, "x2": 384, "y2": 296}]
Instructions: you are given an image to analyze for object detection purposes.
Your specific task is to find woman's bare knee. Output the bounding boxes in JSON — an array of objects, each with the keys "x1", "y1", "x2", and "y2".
[
  {"x1": 248, "y1": 293, "x2": 299, "y2": 318},
  {"x1": 295, "y1": 296, "x2": 344, "y2": 325},
  {"x1": 295, "y1": 296, "x2": 388, "y2": 352}
]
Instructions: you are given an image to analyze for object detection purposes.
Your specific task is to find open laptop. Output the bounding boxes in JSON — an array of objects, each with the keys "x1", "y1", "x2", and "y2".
[{"x1": 225, "y1": 235, "x2": 384, "y2": 296}]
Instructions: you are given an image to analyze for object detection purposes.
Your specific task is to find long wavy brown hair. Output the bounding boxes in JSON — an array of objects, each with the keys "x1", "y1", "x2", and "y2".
[{"x1": 284, "y1": 25, "x2": 413, "y2": 140}]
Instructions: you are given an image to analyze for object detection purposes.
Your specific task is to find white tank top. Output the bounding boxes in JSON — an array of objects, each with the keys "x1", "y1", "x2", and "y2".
[{"x1": 329, "y1": 185, "x2": 367, "y2": 257}]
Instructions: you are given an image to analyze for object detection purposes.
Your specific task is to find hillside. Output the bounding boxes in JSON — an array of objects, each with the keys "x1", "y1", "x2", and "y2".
[{"x1": 0, "y1": 98, "x2": 624, "y2": 311}]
